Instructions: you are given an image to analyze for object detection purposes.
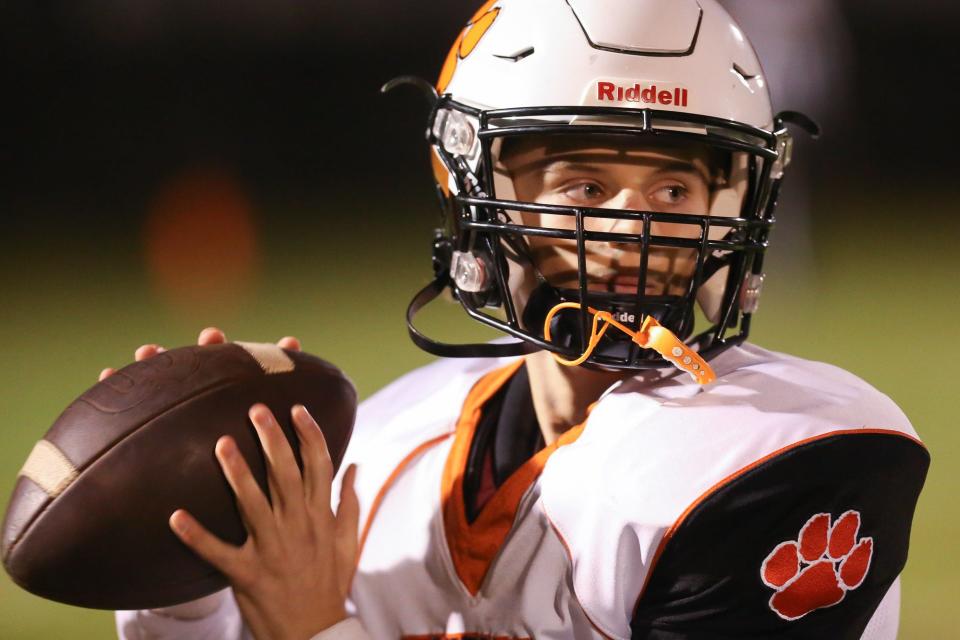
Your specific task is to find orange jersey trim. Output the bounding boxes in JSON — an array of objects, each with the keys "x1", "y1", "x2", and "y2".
[
  {"x1": 631, "y1": 428, "x2": 926, "y2": 616},
  {"x1": 356, "y1": 432, "x2": 454, "y2": 568},
  {"x1": 441, "y1": 358, "x2": 589, "y2": 596}
]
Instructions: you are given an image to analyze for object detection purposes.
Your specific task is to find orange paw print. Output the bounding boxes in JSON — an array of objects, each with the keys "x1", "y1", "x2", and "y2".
[{"x1": 761, "y1": 511, "x2": 873, "y2": 620}]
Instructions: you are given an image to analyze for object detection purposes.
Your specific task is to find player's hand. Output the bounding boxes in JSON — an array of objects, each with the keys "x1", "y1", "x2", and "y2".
[
  {"x1": 98, "y1": 327, "x2": 302, "y2": 381},
  {"x1": 171, "y1": 403, "x2": 359, "y2": 640}
]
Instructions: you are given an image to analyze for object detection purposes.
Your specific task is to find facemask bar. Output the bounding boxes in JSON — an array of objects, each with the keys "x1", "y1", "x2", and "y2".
[
  {"x1": 456, "y1": 195, "x2": 770, "y2": 367},
  {"x1": 414, "y1": 95, "x2": 793, "y2": 369}
]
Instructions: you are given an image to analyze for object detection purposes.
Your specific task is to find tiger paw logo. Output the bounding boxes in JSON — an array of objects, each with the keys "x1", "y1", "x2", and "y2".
[
  {"x1": 760, "y1": 510, "x2": 873, "y2": 621},
  {"x1": 437, "y1": 0, "x2": 501, "y2": 93}
]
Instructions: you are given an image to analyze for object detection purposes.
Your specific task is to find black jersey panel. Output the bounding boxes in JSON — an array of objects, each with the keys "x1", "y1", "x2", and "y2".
[
  {"x1": 631, "y1": 431, "x2": 929, "y2": 640},
  {"x1": 464, "y1": 363, "x2": 543, "y2": 523}
]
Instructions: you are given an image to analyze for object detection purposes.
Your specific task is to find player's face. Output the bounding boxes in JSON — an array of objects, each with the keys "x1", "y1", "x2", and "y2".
[{"x1": 499, "y1": 136, "x2": 718, "y2": 296}]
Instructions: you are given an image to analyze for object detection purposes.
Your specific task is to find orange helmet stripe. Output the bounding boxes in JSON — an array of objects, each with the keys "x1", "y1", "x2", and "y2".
[
  {"x1": 469, "y1": 0, "x2": 500, "y2": 23},
  {"x1": 460, "y1": 8, "x2": 500, "y2": 59},
  {"x1": 437, "y1": 30, "x2": 465, "y2": 93},
  {"x1": 437, "y1": 0, "x2": 501, "y2": 93}
]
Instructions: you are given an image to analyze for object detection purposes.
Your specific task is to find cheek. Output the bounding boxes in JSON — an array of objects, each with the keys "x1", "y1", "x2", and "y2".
[
  {"x1": 645, "y1": 248, "x2": 700, "y2": 295},
  {"x1": 652, "y1": 219, "x2": 701, "y2": 240},
  {"x1": 651, "y1": 188, "x2": 711, "y2": 239},
  {"x1": 678, "y1": 187, "x2": 711, "y2": 215},
  {"x1": 508, "y1": 170, "x2": 548, "y2": 205},
  {"x1": 541, "y1": 212, "x2": 576, "y2": 230},
  {"x1": 518, "y1": 211, "x2": 576, "y2": 233},
  {"x1": 514, "y1": 212, "x2": 580, "y2": 276}
]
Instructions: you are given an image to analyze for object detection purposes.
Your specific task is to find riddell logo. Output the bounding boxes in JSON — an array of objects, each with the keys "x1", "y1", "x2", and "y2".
[{"x1": 596, "y1": 81, "x2": 689, "y2": 107}]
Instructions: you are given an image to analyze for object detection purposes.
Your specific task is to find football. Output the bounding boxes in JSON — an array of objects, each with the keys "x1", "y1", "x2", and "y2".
[{"x1": 1, "y1": 341, "x2": 357, "y2": 610}]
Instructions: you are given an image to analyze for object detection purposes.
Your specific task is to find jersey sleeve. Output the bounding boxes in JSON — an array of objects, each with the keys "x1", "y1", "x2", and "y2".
[
  {"x1": 309, "y1": 617, "x2": 373, "y2": 640},
  {"x1": 540, "y1": 345, "x2": 929, "y2": 639},
  {"x1": 114, "y1": 589, "x2": 251, "y2": 640},
  {"x1": 628, "y1": 431, "x2": 928, "y2": 639},
  {"x1": 861, "y1": 578, "x2": 900, "y2": 640},
  {"x1": 115, "y1": 595, "x2": 372, "y2": 640}
]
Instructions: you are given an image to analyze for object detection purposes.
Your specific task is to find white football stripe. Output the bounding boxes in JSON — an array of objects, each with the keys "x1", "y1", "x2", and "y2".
[
  {"x1": 19, "y1": 440, "x2": 78, "y2": 498},
  {"x1": 234, "y1": 341, "x2": 295, "y2": 374}
]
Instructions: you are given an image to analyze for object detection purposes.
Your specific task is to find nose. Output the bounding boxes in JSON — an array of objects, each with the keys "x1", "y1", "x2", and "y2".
[
  {"x1": 600, "y1": 189, "x2": 648, "y2": 240},
  {"x1": 608, "y1": 188, "x2": 649, "y2": 213},
  {"x1": 607, "y1": 188, "x2": 700, "y2": 241}
]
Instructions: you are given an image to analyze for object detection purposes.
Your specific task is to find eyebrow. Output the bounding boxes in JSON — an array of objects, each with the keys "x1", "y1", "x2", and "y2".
[
  {"x1": 543, "y1": 161, "x2": 605, "y2": 174},
  {"x1": 655, "y1": 160, "x2": 712, "y2": 184},
  {"x1": 535, "y1": 155, "x2": 711, "y2": 184}
]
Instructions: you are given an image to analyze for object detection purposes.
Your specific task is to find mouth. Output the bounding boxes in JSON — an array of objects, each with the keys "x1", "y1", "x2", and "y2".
[
  {"x1": 608, "y1": 274, "x2": 643, "y2": 294},
  {"x1": 580, "y1": 274, "x2": 666, "y2": 295},
  {"x1": 543, "y1": 266, "x2": 683, "y2": 295},
  {"x1": 607, "y1": 278, "x2": 675, "y2": 296}
]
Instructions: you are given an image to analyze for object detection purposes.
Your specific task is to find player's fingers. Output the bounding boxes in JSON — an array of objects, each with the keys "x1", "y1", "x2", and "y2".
[
  {"x1": 135, "y1": 344, "x2": 165, "y2": 361},
  {"x1": 248, "y1": 404, "x2": 306, "y2": 520},
  {"x1": 214, "y1": 436, "x2": 278, "y2": 543},
  {"x1": 169, "y1": 509, "x2": 243, "y2": 579},
  {"x1": 334, "y1": 464, "x2": 360, "y2": 597},
  {"x1": 276, "y1": 336, "x2": 301, "y2": 352},
  {"x1": 98, "y1": 367, "x2": 115, "y2": 381},
  {"x1": 198, "y1": 327, "x2": 227, "y2": 346},
  {"x1": 291, "y1": 405, "x2": 334, "y2": 511}
]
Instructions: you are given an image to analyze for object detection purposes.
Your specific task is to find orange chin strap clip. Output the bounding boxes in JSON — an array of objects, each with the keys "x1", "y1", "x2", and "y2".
[{"x1": 543, "y1": 302, "x2": 717, "y2": 385}]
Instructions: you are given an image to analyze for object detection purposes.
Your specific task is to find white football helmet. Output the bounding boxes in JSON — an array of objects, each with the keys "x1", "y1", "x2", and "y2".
[{"x1": 394, "y1": 0, "x2": 817, "y2": 371}]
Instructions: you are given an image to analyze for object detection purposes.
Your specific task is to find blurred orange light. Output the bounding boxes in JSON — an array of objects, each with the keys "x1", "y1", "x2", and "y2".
[{"x1": 143, "y1": 167, "x2": 260, "y2": 317}]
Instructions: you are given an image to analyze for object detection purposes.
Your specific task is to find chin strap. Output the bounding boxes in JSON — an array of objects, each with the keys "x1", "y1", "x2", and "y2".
[
  {"x1": 406, "y1": 274, "x2": 538, "y2": 359},
  {"x1": 543, "y1": 303, "x2": 717, "y2": 384}
]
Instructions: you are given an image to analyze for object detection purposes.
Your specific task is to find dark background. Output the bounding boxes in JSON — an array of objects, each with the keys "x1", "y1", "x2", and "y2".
[{"x1": 5, "y1": 0, "x2": 959, "y2": 227}]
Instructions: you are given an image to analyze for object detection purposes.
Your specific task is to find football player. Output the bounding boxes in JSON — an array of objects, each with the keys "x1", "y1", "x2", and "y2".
[{"x1": 113, "y1": 0, "x2": 928, "y2": 638}]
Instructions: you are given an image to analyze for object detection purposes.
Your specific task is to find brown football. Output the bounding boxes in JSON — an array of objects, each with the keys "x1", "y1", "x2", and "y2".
[{"x1": 1, "y1": 341, "x2": 357, "y2": 610}]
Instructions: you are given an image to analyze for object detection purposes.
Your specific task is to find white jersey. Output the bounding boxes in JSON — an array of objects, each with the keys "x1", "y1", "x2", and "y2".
[{"x1": 116, "y1": 343, "x2": 928, "y2": 640}]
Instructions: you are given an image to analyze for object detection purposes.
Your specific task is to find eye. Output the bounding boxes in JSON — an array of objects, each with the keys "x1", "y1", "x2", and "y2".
[
  {"x1": 651, "y1": 184, "x2": 688, "y2": 206},
  {"x1": 561, "y1": 181, "x2": 606, "y2": 203}
]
